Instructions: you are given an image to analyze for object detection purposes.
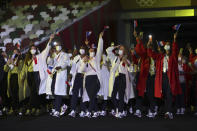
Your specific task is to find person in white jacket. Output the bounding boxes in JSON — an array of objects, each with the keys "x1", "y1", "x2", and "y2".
[
  {"x1": 106, "y1": 45, "x2": 135, "y2": 118},
  {"x1": 68, "y1": 46, "x2": 87, "y2": 118},
  {"x1": 46, "y1": 39, "x2": 70, "y2": 117},
  {"x1": 82, "y1": 32, "x2": 104, "y2": 118}
]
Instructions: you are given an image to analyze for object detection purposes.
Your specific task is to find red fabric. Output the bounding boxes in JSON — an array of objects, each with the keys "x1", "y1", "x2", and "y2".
[
  {"x1": 33, "y1": 57, "x2": 37, "y2": 64},
  {"x1": 189, "y1": 53, "x2": 197, "y2": 69},
  {"x1": 147, "y1": 42, "x2": 182, "y2": 98},
  {"x1": 134, "y1": 39, "x2": 150, "y2": 97}
]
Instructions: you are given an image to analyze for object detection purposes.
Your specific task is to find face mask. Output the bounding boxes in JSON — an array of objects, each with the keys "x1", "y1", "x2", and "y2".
[
  {"x1": 178, "y1": 57, "x2": 181, "y2": 62},
  {"x1": 68, "y1": 53, "x2": 72, "y2": 57},
  {"x1": 195, "y1": 49, "x2": 197, "y2": 54},
  {"x1": 89, "y1": 52, "x2": 95, "y2": 57},
  {"x1": 56, "y1": 46, "x2": 62, "y2": 51},
  {"x1": 30, "y1": 49, "x2": 36, "y2": 55},
  {"x1": 118, "y1": 50, "x2": 123, "y2": 56},
  {"x1": 164, "y1": 45, "x2": 170, "y2": 51},
  {"x1": 79, "y1": 49, "x2": 85, "y2": 55}
]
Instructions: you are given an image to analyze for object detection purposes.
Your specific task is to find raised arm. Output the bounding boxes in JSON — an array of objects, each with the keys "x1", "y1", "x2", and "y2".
[
  {"x1": 96, "y1": 32, "x2": 104, "y2": 63},
  {"x1": 172, "y1": 33, "x2": 179, "y2": 58}
]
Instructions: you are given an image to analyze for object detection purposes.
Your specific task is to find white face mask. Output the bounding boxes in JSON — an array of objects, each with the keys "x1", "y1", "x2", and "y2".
[
  {"x1": 68, "y1": 53, "x2": 72, "y2": 57},
  {"x1": 178, "y1": 57, "x2": 181, "y2": 62},
  {"x1": 56, "y1": 46, "x2": 62, "y2": 51},
  {"x1": 164, "y1": 45, "x2": 170, "y2": 51},
  {"x1": 30, "y1": 49, "x2": 36, "y2": 55},
  {"x1": 89, "y1": 52, "x2": 95, "y2": 57},
  {"x1": 118, "y1": 50, "x2": 123, "y2": 56},
  {"x1": 195, "y1": 49, "x2": 197, "y2": 54},
  {"x1": 79, "y1": 49, "x2": 85, "y2": 55}
]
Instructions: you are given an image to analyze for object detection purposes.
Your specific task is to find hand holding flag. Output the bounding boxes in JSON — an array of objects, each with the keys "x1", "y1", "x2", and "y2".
[
  {"x1": 172, "y1": 24, "x2": 181, "y2": 31},
  {"x1": 86, "y1": 31, "x2": 92, "y2": 40},
  {"x1": 134, "y1": 20, "x2": 138, "y2": 29}
]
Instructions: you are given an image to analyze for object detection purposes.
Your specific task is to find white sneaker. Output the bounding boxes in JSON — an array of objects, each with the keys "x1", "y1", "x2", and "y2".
[
  {"x1": 0, "y1": 110, "x2": 3, "y2": 116},
  {"x1": 68, "y1": 110, "x2": 76, "y2": 117},
  {"x1": 110, "y1": 109, "x2": 116, "y2": 116},
  {"x1": 115, "y1": 112, "x2": 123, "y2": 118},
  {"x1": 165, "y1": 112, "x2": 173, "y2": 119},
  {"x1": 85, "y1": 111, "x2": 91, "y2": 118},
  {"x1": 176, "y1": 108, "x2": 181, "y2": 115},
  {"x1": 100, "y1": 110, "x2": 106, "y2": 116},
  {"x1": 79, "y1": 111, "x2": 85, "y2": 118},
  {"x1": 180, "y1": 108, "x2": 185, "y2": 115},
  {"x1": 92, "y1": 112, "x2": 99, "y2": 118},
  {"x1": 122, "y1": 110, "x2": 127, "y2": 117},
  {"x1": 18, "y1": 112, "x2": 23, "y2": 116},
  {"x1": 146, "y1": 110, "x2": 155, "y2": 118},
  {"x1": 52, "y1": 111, "x2": 60, "y2": 117},
  {"x1": 134, "y1": 109, "x2": 142, "y2": 118},
  {"x1": 50, "y1": 109, "x2": 56, "y2": 116},
  {"x1": 129, "y1": 107, "x2": 133, "y2": 114},
  {"x1": 60, "y1": 104, "x2": 68, "y2": 116}
]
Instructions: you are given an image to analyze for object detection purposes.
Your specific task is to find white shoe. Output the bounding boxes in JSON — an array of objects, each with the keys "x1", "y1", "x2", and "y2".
[
  {"x1": 146, "y1": 110, "x2": 155, "y2": 118},
  {"x1": 60, "y1": 104, "x2": 68, "y2": 116},
  {"x1": 176, "y1": 108, "x2": 181, "y2": 115},
  {"x1": 85, "y1": 111, "x2": 91, "y2": 118},
  {"x1": 134, "y1": 109, "x2": 142, "y2": 118},
  {"x1": 52, "y1": 111, "x2": 60, "y2": 117},
  {"x1": 50, "y1": 109, "x2": 56, "y2": 116},
  {"x1": 122, "y1": 111, "x2": 127, "y2": 117},
  {"x1": 0, "y1": 110, "x2": 3, "y2": 116},
  {"x1": 18, "y1": 112, "x2": 23, "y2": 116},
  {"x1": 129, "y1": 107, "x2": 133, "y2": 114},
  {"x1": 79, "y1": 111, "x2": 85, "y2": 118},
  {"x1": 165, "y1": 112, "x2": 173, "y2": 119},
  {"x1": 100, "y1": 110, "x2": 106, "y2": 116},
  {"x1": 68, "y1": 110, "x2": 76, "y2": 117},
  {"x1": 180, "y1": 108, "x2": 185, "y2": 115},
  {"x1": 110, "y1": 109, "x2": 116, "y2": 116},
  {"x1": 115, "y1": 112, "x2": 123, "y2": 118},
  {"x1": 92, "y1": 112, "x2": 99, "y2": 118}
]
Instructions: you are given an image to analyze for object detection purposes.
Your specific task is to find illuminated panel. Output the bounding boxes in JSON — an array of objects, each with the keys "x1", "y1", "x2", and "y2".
[{"x1": 121, "y1": 9, "x2": 195, "y2": 19}]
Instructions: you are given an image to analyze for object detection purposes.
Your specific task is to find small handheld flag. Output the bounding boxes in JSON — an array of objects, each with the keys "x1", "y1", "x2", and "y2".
[
  {"x1": 157, "y1": 41, "x2": 165, "y2": 47},
  {"x1": 16, "y1": 40, "x2": 21, "y2": 49},
  {"x1": 91, "y1": 43, "x2": 96, "y2": 49},
  {"x1": 86, "y1": 31, "x2": 92, "y2": 39},
  {"x1": 134, "y1": 20, "x2": 138, "y2": 28},
  {"x1": 172, "y1": 24, "x2": 181, "y2": 31},
  {"x1": 103, "y1": 26, "x2": 110, "y2": 32}
]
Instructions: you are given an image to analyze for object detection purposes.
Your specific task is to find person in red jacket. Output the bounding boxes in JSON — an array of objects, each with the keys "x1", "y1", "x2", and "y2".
[
  {"x1": 147, "y1": 32, "x2": 182, "y2": 119},
  {"x1": 188, "y1": 46, "x2": 197, "y2": 116},
  {"x1": 132, "y1": 31, "x2": 157, "y2": 118}
]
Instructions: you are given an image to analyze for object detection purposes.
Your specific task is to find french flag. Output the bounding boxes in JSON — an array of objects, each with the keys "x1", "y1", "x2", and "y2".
[
  {"x1": 86, "y1": 31, "x2": 92, "y2": 38},
  {"x1": 157, "y1": 41, "x2": 165, "y2": 47},
  {"x1": 134, "y1": 20, "x2": 138, "y2": 28},
  {"x1": 47, "y1": 66, "x2": 53, "y2": 74},
  {"x1": 172, "y1": 24, "x2": 181, "y2": 31},
  {"x1": 16, "y1": 40, "x2": 21, "y2": 49}
]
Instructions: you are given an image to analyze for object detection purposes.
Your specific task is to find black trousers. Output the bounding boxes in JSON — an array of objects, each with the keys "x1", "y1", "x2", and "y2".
[
  {"x1": 71, "y1": 73, "x2": 85, "y2": 111},
  {"x1": 0, "y1": 72, "x2": 9, "y2": 108},
  {"x1": 10, "y1": 74, "x2": 19, "y2": 111},
  {"x1": 162, "y1": 73, "x2": 173, "y2": 113},
  {"x1": 85, "y1": 75, "x2": 100, "y2": 112},
  {"x1": 175, "y1": 82, "x2": 186, "y2": 108},
  {"x1": 27, "y1": 72, "x2": 40, "y2": 109},
  {"x1": 136, "y1": 74, "x2": 156, "y2": 113},
  {"x1": 111, "y1": 73, "x2": 126, "y2": 113}
]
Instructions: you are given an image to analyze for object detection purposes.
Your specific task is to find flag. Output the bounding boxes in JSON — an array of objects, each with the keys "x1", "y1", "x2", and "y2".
[
  {"x1": 157, "y1": 41, "x2": 165, "y2": 47},
  {"x1": 86, "y1": 31, "x2": 92, "y2": 39},
  {"x1": 47, "y1": 66, "x2": 53, "y2": 74},
  {"x1": 134, "y1": 20, "x2": 138, "y2": 28},
  {"x1": 16, "y1": 40, "x2": 21, "y2": 49},
  {"x1": 172, "y1": 24, "x2": 181, "y2": 31},
  {"x1": 55, "y1": 29, "x2": 60, "y2": 36},
  {"x1": 103, "y1": 26, "x2": 110, "y2": 32}
]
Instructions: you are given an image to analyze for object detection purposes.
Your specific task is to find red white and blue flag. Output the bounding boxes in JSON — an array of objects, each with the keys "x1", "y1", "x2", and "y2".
[
  {"x1": 103, "y1": 26, "x2": 110, "y2": 32},
  {"x1": 86, "y1": 31, "x2": 92, "y2": 39},
  {"x1": 47, "y1": 66, "x2": 53, "y2": 75},
  {"x1": 172, "y1": 24, "x2": 181, "y2": 31},
  {"x1": 134, "y1": 20, "x2": 138, "y2": 28},
  {"x1": 16, "y1": 40, "x2": 21, "y2": 49},
  {"x1": 157, "y1": 41, "x2": 165, "y2": 47}
]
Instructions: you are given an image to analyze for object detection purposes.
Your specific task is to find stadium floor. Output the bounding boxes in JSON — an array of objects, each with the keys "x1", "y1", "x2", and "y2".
[{"x1": 0, "y1": 113, "x2": 197, "y2": 131}]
